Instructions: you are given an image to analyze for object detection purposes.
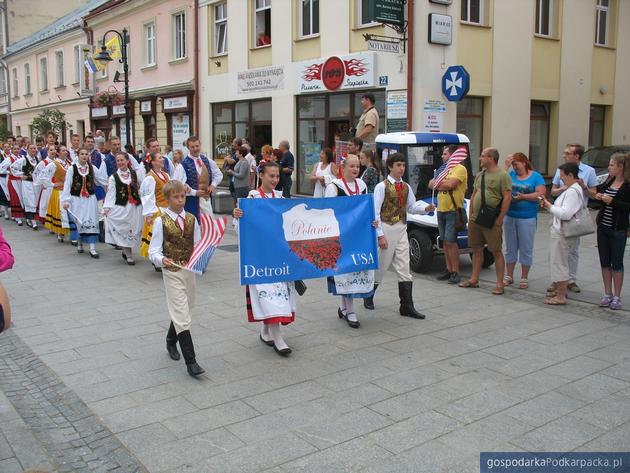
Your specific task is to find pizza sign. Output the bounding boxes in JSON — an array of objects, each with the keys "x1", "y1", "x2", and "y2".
[{"x1": 298, "y1": 52, "x2": 376, "y2": 93}]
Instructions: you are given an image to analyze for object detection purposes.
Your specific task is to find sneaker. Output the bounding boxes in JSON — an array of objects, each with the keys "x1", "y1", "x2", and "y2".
[
  {"x1": 610, "y1": 297, "x2": 622, "y2": 310},
  {"x1": 600, "y1": 294, "x2": 614, "y2": 307},
  {"x1": 567, "y1": 283, "x2": 581, "y2": 293},
  {"x1": 448, "y1": 272, "x2": 461, "y2": 285},
  {"x1": 436, "y1": 270, "x2": 452, "y2": 281}
]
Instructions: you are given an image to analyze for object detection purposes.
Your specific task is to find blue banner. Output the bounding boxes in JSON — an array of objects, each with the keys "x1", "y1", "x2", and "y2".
[{"x1": 239, "y1": 195, "x2": 378, "y2": 285}]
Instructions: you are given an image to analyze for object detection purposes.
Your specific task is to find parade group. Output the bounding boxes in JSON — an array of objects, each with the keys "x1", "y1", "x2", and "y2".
[{"x1": 1, "y1": 131, "x2": 629, "y2": 378}]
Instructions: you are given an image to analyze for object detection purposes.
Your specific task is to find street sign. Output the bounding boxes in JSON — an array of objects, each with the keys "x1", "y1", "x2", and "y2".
[
  {"x1": 441, "y1": 65, "x2": 470, "y2": 102},
  {"x1": 368, "y1": 0, "x2": 405, "y2": 27},
  {"x1": 379, "y1": 75, "x2": 389, "y2": 86},
  {"x1": 368, "y1": 40, "x2": 400, "y2": 54}
]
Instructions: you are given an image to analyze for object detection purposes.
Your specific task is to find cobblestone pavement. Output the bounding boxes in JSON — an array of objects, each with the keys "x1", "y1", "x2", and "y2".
[{"x1": 0, "y1": 213, "x2": 629, "y2": 473}]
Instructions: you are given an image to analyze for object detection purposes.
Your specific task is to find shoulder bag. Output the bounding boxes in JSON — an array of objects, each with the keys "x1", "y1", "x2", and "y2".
[
  {"x1": 448, "y1": 191, "x2": 468, "y2": 231},
  {"x1": 560, "y1": 187, "x2": 595, "y2": 238},
  {"x1": 475, "y1": 171, "x2": 502, "y2": 229}
]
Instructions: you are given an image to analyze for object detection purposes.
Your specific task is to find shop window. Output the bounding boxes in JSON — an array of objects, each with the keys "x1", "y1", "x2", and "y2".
[
  {"x1": 529, "y1": 102, "x2": 550, "y2": 174},
  {"x1": 589, "y1": 105, "x2": 606, "y2": 148},
  {"x1": 172, "y1": 11, "x2": 187, "y2": 59},
  {"x1": 300, "y1": 0, "x2": 319, "y2": 37},
  {"x1": 357, "y1": 0, "x2": 379, "y2": 27},
  {"x1": 11, "y1": 68, "x2": 17, "y2": 97},
  {"x1": 461, "y1": 0, "x2": 485, "y2": 25},
  {"x1": 0, "y1": 69, "x2": 6, "y2": 95},
  {"x1": 40, "y1": 57, "x2": 48, "y2": 91},
  {"x1": 595, "y1": 0, "x2": 611, "y2": 46},
  {"x1": 144, "y1": 21, "x2": 156, "y2": 66},
  {"x1": 24, "y1": 63, "x2": 31, "y2": 95},
  {"x1": 214, "y1": 3, "x2": 228, "y2": 56},
  {"x1": 456, "y1": 97, "x2": 483, "y2": 174},
  {"x1": 254, "y1": 0, "x2": 271, "y2": 47},
  {"x1": 535, "y1": 0, "x2": 552, "y2": 36},
  {"x1": 55, "y1": 51, "x2": 64, "y2": 87}
]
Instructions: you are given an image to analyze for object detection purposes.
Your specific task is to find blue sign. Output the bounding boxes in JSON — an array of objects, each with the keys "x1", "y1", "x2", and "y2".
[
  {"x1": 379, "y1": 75, "x2": 389, "y2": 86},
  {"x1": 441, "y1": 65, "x2": 470, "y2": 102},
  {"x1": 238, "y1": 195, "x2": 378, "y2": 285}
]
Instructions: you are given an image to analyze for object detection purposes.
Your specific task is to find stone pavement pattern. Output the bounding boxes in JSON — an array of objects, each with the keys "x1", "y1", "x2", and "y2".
[{"x1": 0, "y1": 213, "x2": 629, "y2": 473}]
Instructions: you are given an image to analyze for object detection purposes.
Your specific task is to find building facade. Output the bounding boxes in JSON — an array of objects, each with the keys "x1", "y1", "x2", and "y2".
[
  {"x1": 84, "y1": 0, "x2": 197, "y2": 151},
  {"x1": 200, "y1": 0, "x2": 630, "y2": 194}
]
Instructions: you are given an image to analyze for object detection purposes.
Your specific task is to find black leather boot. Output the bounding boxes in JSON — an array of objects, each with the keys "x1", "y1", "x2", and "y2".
[
  {"x1": 166, "y1": 322, "x2": 180, "y2": 361},
  {"x1": 177, "y1": 330, "x2": 205, "y2": 377},
  {"x1": 363, "y1": 283, "x2": 378, "y2": 310},
  {"x1": 398, "y1": 281, "x2": 426, "y2": 319}
]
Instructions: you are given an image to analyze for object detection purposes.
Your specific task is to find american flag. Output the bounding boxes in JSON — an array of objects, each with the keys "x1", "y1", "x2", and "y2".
[
  {"x1": 184, "y1": 214, "x2": 228, "y2": 275},
  {"x1": 433, "y1": 147, "x2": 468, "y2": 188}
]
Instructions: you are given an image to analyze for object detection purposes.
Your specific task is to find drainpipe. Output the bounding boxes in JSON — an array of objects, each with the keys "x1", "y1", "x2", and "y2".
[
  {"x1": 193, "y1": 0, "x2": 200, "y2": 137},
  {"x1": 406, "y1": 0, "x2": 414, "y2": 130}
]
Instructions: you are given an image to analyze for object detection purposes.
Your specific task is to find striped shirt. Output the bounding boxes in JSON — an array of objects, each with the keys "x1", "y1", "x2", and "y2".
[{"x1": 600, "y1": 187, "x2": 618, "y2": 227}]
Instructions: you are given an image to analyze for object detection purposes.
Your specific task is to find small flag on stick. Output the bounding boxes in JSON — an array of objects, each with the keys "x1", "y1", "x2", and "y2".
[
  {"x1": 181, "y1": 214, "x2": 227, "y2": 275},
  {"x1": 432, "y1": 147, "x2": 468, "y2": 189}
]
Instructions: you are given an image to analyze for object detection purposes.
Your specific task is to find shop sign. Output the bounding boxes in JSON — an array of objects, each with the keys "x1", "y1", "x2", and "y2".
[
  {"x1": 423, "y1": 99, "x2": 445, "y2": 132},
  {"x1": 163, "y1": 96, "x2": 188, "y2": 110},
  {"x1": 298, "y1": 52, "x2": 376, "y2": 93},
  {"x1": 302, "y1": 142, "x2": 322, "y2": 174},
  {"x1": 386, "y1": 91, "x2": 408, "y2": 132},
  {"x1": 141, "y1": 101, "x2": 152, "y2": 113},
  {"x1": 171, "y1": 114, "x2": 190, "y2": 152},
  {"x1": 237, "y1": 65, "x2": 285, "y2": 94},
  {"x1": 368, "y1": 40, "x2": 400, "y2": 54},
  {"x1": 215, "y1": 142, "x2": 231, "y2": 158},
  {"x1": 92, "y1": 107, "x2": 108, "y2": 118},
  {"x1": 112, "y1": 104, "x2": 126, "y2": 116},
  {"x1": 428, "y1": 13, "x2": 452, "y2": 45},
  {"x1": 368, "y1": 0, "x2": 405, "y2": 27}
]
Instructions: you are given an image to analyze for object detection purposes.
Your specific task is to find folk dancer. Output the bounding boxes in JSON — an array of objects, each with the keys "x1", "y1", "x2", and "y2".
[
  {"x1": 5, "y1": 145, "x2": 24, "y2": 224},
  {"x1": 0, "y1": 145, "x2": 11, "y2": 219},
  {"x1": 103, "y1": 152, "x2": 144, "y2": 265},
  {"x1": 43, "y1": 146, "x2": 73, "y2": 242},
  {"x1": 61, "y1": 148, "x2": 108, "y2": 258},
  {"x1": 173, "y1": 136, "x2": 222, "y2": 220},
  {"x1": 232, "y1": 161, "x2": 295, "y2": 355},
  {"x1": 324, "y1": 155, "x2": 375, "y2": 329},
  {"x1": 148, "y1": 180, "x2": 205, "y2": 377},
  {"x1": 368, "y1": 152, "x2": 435, "y2": 319},
  {"x1": 34, "y1": 144, "x2": 55, "y2": 227},
  {"x1": 10, "y1": 143, "x2": 40, "y2": 229},
  {"x1": 139, "y1": 152, "x2": 170, "y2": 271}
]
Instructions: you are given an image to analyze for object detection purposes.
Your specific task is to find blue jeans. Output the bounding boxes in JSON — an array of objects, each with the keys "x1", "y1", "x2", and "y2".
[
  {"x1": 437, "y1": 211, "x2": 457, "y2": 242},
  {"x1": 597, "y1": 226, "x2": 627, "y2": 271},
  {"x1": 503, "y1": 216, "x2": 537, "y2": 267}
]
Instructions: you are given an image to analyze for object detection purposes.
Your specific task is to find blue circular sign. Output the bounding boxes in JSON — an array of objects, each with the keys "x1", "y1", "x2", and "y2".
[{"x1": 442, "y1": 65, "x2": 470, "y2": 102}]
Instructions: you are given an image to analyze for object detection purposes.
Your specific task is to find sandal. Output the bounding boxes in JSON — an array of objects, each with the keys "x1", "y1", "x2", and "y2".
[
  {"x1": 503, "y1": 276, "x2": 514, "y2": 286},
  {"x1": 519, "y1": 278, "x2": 529, "y2": 289},
  {"x1": 459, "y1": 280, "x2": 479, "y2": 288},
  {"x1": 492, "y1": 286, "x2": 505, "y2": 295},
  {"x1": 544, "y1": 297, "x2": 567, "y2": 306}
]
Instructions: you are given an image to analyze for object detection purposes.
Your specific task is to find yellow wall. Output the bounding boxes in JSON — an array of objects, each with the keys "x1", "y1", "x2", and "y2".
[
  {"x1": 458, "y1": 25, "x2": 493, "y2": 96},
  {"x1": 531, "y1": 37, "x2": 561, "y2": 101},
  {"x1": 348, "y1": 0, "x2": 384, "y2": 53},
  {"x1": 591, "y1": 46, "x2": 616, "y2": 105},
  {"x1": 292, "y1": 37, "x2": 320, "y2": 61}
]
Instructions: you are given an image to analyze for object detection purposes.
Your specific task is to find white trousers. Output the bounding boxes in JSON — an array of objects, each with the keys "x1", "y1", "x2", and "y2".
[
  {"x1": 376, "y1": 222, "x2": 412, "y2": 284},
  {"x1": 162, "y1": 268, "x2": 196, "y2": 334},
  {"x1": 568, "y1": 236, "x2": 580, "y2": 284}
]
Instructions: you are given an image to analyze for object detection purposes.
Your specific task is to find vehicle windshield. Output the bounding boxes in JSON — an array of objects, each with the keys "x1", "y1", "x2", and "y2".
[{"x1": 582, "y1": 148, "x2": 619, "y2": 169}]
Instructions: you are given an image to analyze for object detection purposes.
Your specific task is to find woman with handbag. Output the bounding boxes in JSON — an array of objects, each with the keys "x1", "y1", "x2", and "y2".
[
  {"x1": 592, "y1": 152, "x2": 630, "y2": 310},
  {"x1": 540, "y1": 162, "x2": 588, "y2": 305},
  {"x1": 502, "y1": 153, "x2": 546, "y2": 290}
]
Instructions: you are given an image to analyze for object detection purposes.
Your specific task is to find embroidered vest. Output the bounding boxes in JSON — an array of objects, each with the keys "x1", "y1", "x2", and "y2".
[
  {"x1": 90, "y1": 150, "x2": 102, "y2": 168},
  {"x1": 162, "y1": 212, "x2": 196, "y2": 270},
  {"x1": 104, "y1": 154, "x2": 117, "y2": 176},
  {"x1": 23, "y1": 158, "x2": 35, "y2": 181},
  {"x1": 70, "y1": 164, "x2": 95, "y2": 197},
  {"x1": 381, "y1": 179, "x2": 408, "y2": 225},
  {"x1": 150, "y1": 171, "x2": 169, "y2": 208},
  {"x1": 113, "y1": 170, "x2": 140, "y2": 206},
  {"x1": 181, "y1": 155, "x2": 211, "y2": 191}
]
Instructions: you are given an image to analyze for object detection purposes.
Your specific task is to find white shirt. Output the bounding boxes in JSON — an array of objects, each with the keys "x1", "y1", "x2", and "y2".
[
  {"x1": 548, "y1": 182, "x2": 585, "y2": 235},
  {"x1": 173, "y1": 155, "x2": 223, "y2": 196},
  {"x1": 552, "y1": 162, "x2": 598, "y2": 205},
  {"x1": 373, "y1": 175, "x2": 431, "y2": 237},
  {"x1": 148, "y1": 208, "x2": 201, "y2": 268}
]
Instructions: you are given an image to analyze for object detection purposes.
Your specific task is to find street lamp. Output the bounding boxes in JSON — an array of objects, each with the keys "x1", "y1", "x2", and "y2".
[{"x1": 94, "y1": 28, "x2": 130, "y2": 148}]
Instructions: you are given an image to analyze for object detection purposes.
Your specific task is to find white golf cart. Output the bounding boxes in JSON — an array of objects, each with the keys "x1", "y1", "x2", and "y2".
[{"x1": 375, "y1": 132, "x2": 495, "y2": 273}]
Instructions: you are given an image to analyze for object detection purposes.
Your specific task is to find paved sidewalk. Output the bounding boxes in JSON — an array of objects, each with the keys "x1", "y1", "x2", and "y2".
[{"x1": 0, "y1": 214, "x2": 629, "y2": 473}]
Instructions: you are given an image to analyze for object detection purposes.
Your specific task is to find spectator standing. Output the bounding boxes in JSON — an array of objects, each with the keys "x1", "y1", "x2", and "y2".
[
  {"x1": 540, "y1": 163, "x2": 584, "y2": 305},
  {"x1": 502, "y1": 153, "x2": 546, "y2": 289},
  {"x1": 429, "y1": 145, "x2": 468, "y2": 285},
  {"x1": 0, "y1": 226, "x2": 13, "y2": 333},
  {"x1": 227, "y1": 146, "x2": 251, "y2": 200},
  {"x1": 592, "y1": 153, "x2": 630, "y2": 310},
  {"x1": 459, "y1": 148, "x2": 512, "y2": 294},
  {"x1": 549, "y1": 143, "x2": 597, "y2": 295},
  {"x1": 243, "y1": 144, "x2": 257, "y2": 189},
  {"x1": 359, "y1": 149, "x2": 381, "y2": 194},
  {"x1": 278, "y1": 140, "x2": 294, "y2": 198},
  {"x1": 310, "y1": 148, "x2": 337, "y2": 197},
  {"x1": 355, "y1": 93, "x2": 380, "y2": 150}
]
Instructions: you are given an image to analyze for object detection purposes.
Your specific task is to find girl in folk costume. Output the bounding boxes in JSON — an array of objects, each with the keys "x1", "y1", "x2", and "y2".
[
  {"x1": 61, "y1": 148, "x2": 108, "y2": 258},
  {"x1": 5, "y1": 144, "x2": 24, "y2": 224},
  {"x1": 139, "y1": 152, "x2": 170, "y2": 270},
  {"x1": 0, "y1": 145, "x2": 12, "y2": 219},
  {"x1": 324, "y1": 154, "x2": 375, "y2": 329},
  {"x1": 103, "y1": 152, "x2": 144, "y2": 265},
  {"x1": 10, "y1": 143, "x2": 40, "y2": 229},
  {"x1": 43, "y1": 146, "x2": 73, "y2": 242},
  {"x1": 34, "y1": 144, "x2": 56, "y2": 227},
  {"x1": 232, "y1": 161, "x2": 295, "y2": 356}
]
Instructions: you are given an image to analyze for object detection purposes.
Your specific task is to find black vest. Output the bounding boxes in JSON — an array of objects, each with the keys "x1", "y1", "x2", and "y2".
[
  {"x1": 69, "y1": 164, "x2": 95, "y2": 197},
  {"x1": 23, "y1": 158, "x2": 35, "y2": 181},
  {"x1": 113, "y1": 170, "x2": 140, "y2": 206}
]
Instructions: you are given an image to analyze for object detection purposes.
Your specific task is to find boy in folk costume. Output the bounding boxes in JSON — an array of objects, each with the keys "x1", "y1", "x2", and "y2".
[
  {"x1": 367, "y1": 152, "x2": 435, "y2": 319},
  {"x1": 149, "y1": 180, "x2": 205, "y2": 377},
  {"x1": 10, "y1": 143, "x2": 40, "y2": 229},
  {"x1": 43, "y1": 146, "x2": 73, "y2": 242}
]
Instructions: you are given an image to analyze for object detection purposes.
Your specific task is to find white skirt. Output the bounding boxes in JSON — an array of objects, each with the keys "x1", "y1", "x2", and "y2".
[
  {"x1": 38, "y1": 186, "x2": 52, "y2": 219},
  {"x1": 21, "y1": 181, "x2": 37, "y2": 213},
  {"x1": 105, "y1": 202, "x2": 143, "y2": 247},
  {"x1": 67, "y1": 195, "x2": 100, "y2": 235}
]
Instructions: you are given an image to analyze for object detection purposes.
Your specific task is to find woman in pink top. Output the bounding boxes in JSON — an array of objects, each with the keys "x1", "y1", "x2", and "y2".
[{"x1": 0, "y1": 226, "x2": 13, "y2": 333}]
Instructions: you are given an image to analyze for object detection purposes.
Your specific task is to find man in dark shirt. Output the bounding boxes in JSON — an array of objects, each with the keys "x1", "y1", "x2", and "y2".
[{"x1": 278, "y1": 140, "x2": 294, "y2": 198}]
